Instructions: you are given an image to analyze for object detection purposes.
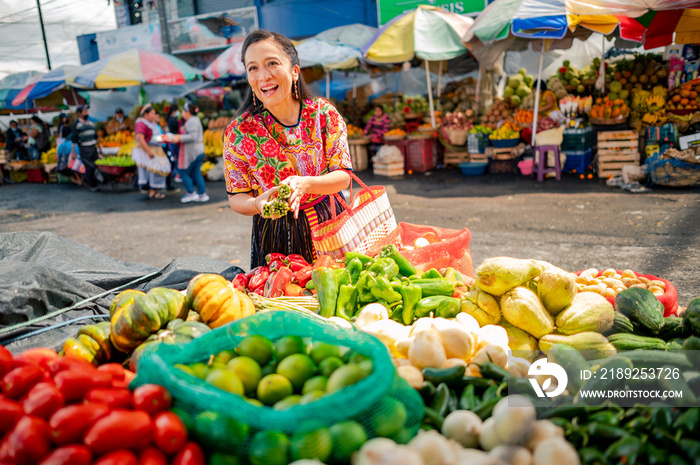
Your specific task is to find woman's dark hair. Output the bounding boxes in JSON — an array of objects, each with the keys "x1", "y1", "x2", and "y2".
[
  {"x1": 235, "y1": 29, "x2": 314, "y2": 119},
  {"x1": 533, "y1": 79, "x2": 548, "y2": 91}
]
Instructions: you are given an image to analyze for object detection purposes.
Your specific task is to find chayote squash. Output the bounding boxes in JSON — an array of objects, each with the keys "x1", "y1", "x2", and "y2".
[
  {"x1": 110, "y1": 287, "x2": 188, "y2": 353},
  {"x1": 63, "y1": 321, "x2": 114, "y2": 365},
  {"x1": 555, "y1": 292, "x2": 614, "y2": 335},
  {"x1": 186, "y1": 273, "x2": 255, "y2": 328},
  {"x1": 615, "y1": 287, "x2": 664, "y2": 335}
]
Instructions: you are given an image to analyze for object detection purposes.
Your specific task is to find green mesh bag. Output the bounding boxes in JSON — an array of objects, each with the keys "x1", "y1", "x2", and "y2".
[{"x1": 131, "y1": 310, "x2": 424, "y2": 462}]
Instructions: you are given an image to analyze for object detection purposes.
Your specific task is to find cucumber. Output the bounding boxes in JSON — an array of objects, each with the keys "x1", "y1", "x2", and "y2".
[
  {"x1": 547, "y1": 343, "x2": 590, "y2": 395},
  {"x1": 606, "y1": 311, "x2": 634, "y2": 335},
  {"x1": 607, "y1": 333, "x2": 668, "y2": 351},
  {"x1": 612, "y1": 350, "x2": 692, "y2": 369},
  {"x1": 579, "y1": 356, "x2": 633, "y2": 405},
  {"x1": 658, "y1": 316, "x2": 691, "y2": 340},
  {"x1": 615, "y1": 287, "x2": 665, "y2": 334}
]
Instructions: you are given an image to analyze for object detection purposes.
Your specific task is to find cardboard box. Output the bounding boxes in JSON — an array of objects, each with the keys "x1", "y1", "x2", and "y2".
[
  {"x1": 679, "y1": 132, "x2": 700, "y2": 150},
  {"x1": 373, "y1": 161, "x2": 404, "y2": 177}
]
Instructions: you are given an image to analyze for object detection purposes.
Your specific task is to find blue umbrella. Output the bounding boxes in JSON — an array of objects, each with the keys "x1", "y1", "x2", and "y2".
[
  {"x1": 12, "y1": 65, "x2": 80, "y2": 106},
  {"x1": 0, "y1": 71, "x2": 44, "y2": 110}
]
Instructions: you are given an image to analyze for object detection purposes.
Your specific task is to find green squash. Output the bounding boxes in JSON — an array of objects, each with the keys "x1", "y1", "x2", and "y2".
[
  {"x1": 615, "y1": 287, "x2": 665, "y2": 335},
  {"x1": 63, "y1": 321, "x2": 114, "y2": 365},
  {"x1": 129, "y1": 318, "x2": 211, "y2": 371},
  {"x1": 110, "y1": 287, "x2": 188, "y2": 353},
  {"x1": 684, "y1": 297, "x2": 700, "y2": 336}
]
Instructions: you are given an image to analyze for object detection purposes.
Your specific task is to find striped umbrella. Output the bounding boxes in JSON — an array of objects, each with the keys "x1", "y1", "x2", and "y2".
[
  {"x1": 12, "y1": 65, "x2": 80, "y2": 106},
  {"x1": 73, "y1": 49, "x2": 201, "y2": 89},
  {"x1": 203, "y1": 42, "x2": 245, "y2": 80},
  {"x1": 0, "y1": 71, "x2": 44, "y2": 110}
]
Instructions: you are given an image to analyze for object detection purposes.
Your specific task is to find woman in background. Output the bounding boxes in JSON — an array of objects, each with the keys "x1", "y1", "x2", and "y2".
[{"x1": 170, "y1": 102, "x2": 208, "y2": 204}]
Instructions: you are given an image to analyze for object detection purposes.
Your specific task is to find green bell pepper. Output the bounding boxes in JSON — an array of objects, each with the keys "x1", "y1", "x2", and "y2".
[
  {"x1": 409, "y1": 278, "x2": 456, "y2": 297},
  {"x1": 436, "y1": 296, "x2": 461, "y2": 318},
  {"x1": 370, "y1": 275, "x2": 402, "y2": 303},
  {"x1": 356, "y1": 270, "x2": 377, "y2": 304},
  {"x1": 400, "y1": 280, "x2": 422, "y2": 325},
  {"x1": 415, "y1": 295, "x2": 460, "y2": 318},
  {"x1": 335, "y1": 268, "x2": 351, "y2": 287},
  {"x1": 389, "y1": 304, "x2": 404, "y2": 323},
  {"x1": 421, "y1": 268, "x2": 443, "y2": 279},
  {"x1": 346, "y1": 257, "x2": 364, "y2": 285},
  {"x1": 345, "y1": 251, "x2": 374, "y2": 266},
  {"x1": 379, "y1": 244, "x2": 417, "y2": 277},
  {"x1": 312, "y1": 267, "x2": 339, "y2": 318},
  {"x1": 368, "y1": 257, "x2": 399, "y2": 279},
  {"x1": 336, "y1": 284, "x2": 358, "y2": 321}
]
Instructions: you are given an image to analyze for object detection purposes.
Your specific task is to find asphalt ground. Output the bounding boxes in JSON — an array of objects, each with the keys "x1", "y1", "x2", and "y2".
[{"x1": 1, "y1": 169, "x2": 699, "y2": 305}]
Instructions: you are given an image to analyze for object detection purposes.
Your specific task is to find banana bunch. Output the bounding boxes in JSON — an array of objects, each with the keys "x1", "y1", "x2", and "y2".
[
  {"x1": 631, "y1": 90, "x2": 650, "y2": 112},
  {"x1": 646, "y1": 94, "x2": 665, "y2": 113},
  {"x1": 118, "y1": 142, "x2": 137, "y2": 156}
]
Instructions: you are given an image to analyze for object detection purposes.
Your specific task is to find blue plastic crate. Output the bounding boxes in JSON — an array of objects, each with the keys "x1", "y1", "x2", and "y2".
[
  {"x1": 562, "y1": 148, "x2": 593, "y2": 174},
  {"x1": 561, "y1": 127, "x2": 595, "y2": 152}
]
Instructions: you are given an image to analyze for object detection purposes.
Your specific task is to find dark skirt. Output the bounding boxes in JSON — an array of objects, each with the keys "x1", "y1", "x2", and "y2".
[{"x1": 251, "y1": 195, "x2": 344, "y2": 269}]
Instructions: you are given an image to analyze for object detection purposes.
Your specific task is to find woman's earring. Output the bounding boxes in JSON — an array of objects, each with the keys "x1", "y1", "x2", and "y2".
[
  {"x1": 252, "y1": 92, "x2": 258, "y2": 111},
  {"x1": 293, "y1": 80, "x2": 299, "y2": 100}
]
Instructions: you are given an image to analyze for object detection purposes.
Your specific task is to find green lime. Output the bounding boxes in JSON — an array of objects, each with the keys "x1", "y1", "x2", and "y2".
[
  {"x1": 175, "y1": 364, "x2": 195, "y2": 377},
  {"x1": 273, "y1": 395, "x2": 302, "y2": 411},
  {"x1": 237, "y1": 335, "x2": 274, "y2": 366},
  {"x1": 326, "y1": 363, "x2": 368, "y2": 393},
  {"x1": 227, "y1": 356, "x2": 263, "y2": 395},
  {"x1": 274, "y1": 335, "x2": 306, "y2": 362},
  {"x1": 329, "y1": 421, "x2": 367, "y2": 462},
  {"x1": 170, "y1": 407, "x2": 193, "y2": 432},
  {"x1": 249, "y1": 430, "x2": 290, "y2": 465},
  {"x1": 257, "y1": 374, "x2": 294, "y2": 406},
  {"x1": 370, "y1": 397, "x2": 407, "y2": 437},
  {"x1": 208, "y1": 453, "x2": 242, "y2": 465},
  {"x1": 193, "y1": 411, "x2": 249, "y2": 453},
  {"x1": 205, "y1": 368, "x2": 244, "y2": 396},
  {"x1": 245, "y1": 398, "x2": 264, "y2": 407},
  {"x1": 302, "y1": 376, "x2": 328, "y2": 395},
  {"x1": 189, "y1": 362, "x2": 210, "y2": 380},
  {"x1": 298, "y1": 389, "x2": 325, "y2": 405},
  {"x1": 213, "y1": 349, "x2": 237, "y2": 365},
  {"x1": 345, "y1": 351, "x2": 370, "y2": 364},
  {"x1": 210, "y1": 362, "x2": 228, "y2": 372},
  {"x1": 277, "y1": 354, "x2": 317, "y2": 391},
  {"x1": 318, "y1": 356, "x2": 344, "y2": 378},
  {"x1": 309, "y1": 341, "x2": 342, "y2": 365},
  {"x1": 290, "y1": 425, "x2": 333, "y2": 462}
]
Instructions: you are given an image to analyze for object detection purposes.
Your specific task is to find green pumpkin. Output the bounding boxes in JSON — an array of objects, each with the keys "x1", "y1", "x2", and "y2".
[
  {"x1": 110, "y1": 287, "x2": 188, "y2": 353},
  {"x1": 129, "y1": 318, "x2": 211, "y2": 371},
  {"x1": 63, "y1": 321, "x2": 114, "y2": 365}
]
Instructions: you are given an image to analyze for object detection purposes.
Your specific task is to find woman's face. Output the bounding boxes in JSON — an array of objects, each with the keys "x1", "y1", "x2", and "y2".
[
  {"x1": 145, "y1": 110, "x2": 158, "y2": 123},
  {"x1": 244, "y1": 38, "x2": 299, "y2": 109}
]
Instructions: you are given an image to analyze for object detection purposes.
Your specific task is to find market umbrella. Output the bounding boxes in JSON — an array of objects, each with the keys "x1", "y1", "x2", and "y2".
[
  {"x1": 362, "y1": 5, "x2": 474, "y2": 127},
  {"x1": 615, "y1": 9, "x2": 700, "y2": 49},
  {"x1": 73, "y1": 49, "x2": 201, "y2": 89},
  {"x1": 11, "y1": 65, "x2": 81, "y2": 106},
  {"x1": 314, "y1": 24, "x2": 378, "y2": 50},
  {"x1": 202, "y1": 42, "x2": 245, "y2": 80},
  {"x1": 0, "y1": 71, "x2": 45, "y2": 110},
  {"x1": 296, "y1": 38, "x2": 364, "y2": 99}
]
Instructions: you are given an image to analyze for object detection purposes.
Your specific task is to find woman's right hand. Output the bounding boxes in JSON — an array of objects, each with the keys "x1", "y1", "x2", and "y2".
[
  {"x1": 147, "y1": 149, "x2": 155, "y2": 159},
  {"x1": 254, "y1": 187, "x2": 280, "y2": 218}
]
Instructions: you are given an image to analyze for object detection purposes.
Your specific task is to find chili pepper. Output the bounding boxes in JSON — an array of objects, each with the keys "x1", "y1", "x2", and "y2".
[
  {"x1": 336, "y1": 284, "x2": 358, "y2": 321},
  {"x1": 472, "y1": 396, "x2": 500, "y2": 420},
  {"x1": 293, "y1": 265, "x2": 313, "y2": 288},
  {"x1": 435, "y1": 296, "x2": 461, "y2": 318},
  {"x1": 265, "y1": 266, "x2": 293, "y2": 298},
  {"x1": 422, "y1": 365, "x2": 466, "y2": 386},
  {"x1": 312, "y1": 267, "x2": 340, "y2": 318},
  {"x1": 356, "y1": 271, "x2": 377, "y2": 304},
  {"x1": 447, "y1": 389, "x2": 459, "y2": 416},
  {"x1": 335, "y1": 268, "x2": 351, "y2": 287},
  {"x1": 305, "y1": 279, "x2": 315, "y2": 290},
  {"x1": 346, "y1": 257, "x2": 364, "y2": 285},
  {"x1": 419, "y1": 381, "x2": 437, "y2": 403},
  {"x1": 423, "y1": 406, "x2": 444, "y2": 430},
  {"x1": 245, "y1": 265, "x2": 269, "y2": 279},
  {"x1": 459, "y1": 384, "x2": 478, "y2": 410},
  {"x1": 286, "y1": 254, "x2": 309, "y2": 266},
  {"x1": 246, "y1": 266, "x2": 270, "y2": 291},
  {"x1": 478, "y1": 361, "x2": 510, "y2": 382},
  {"x1": 370, "y1": 275, "x2": 402, "y2": 303},
  {"x1": 268, "y1": 259, "x2": 286, "y2": 272},
  {"x1": 409, "y1": 278, "x2": 456, "y2": 297},
  {"x1": 379, "y1": 244, "x2": 417, "y2": 277},
  {"x1": 415, "y1": 295, "x2": 459, "y2": 318},
  {"x1": 265, "y1": 253, "x2": 287, "y2": 265},
  {"x1": 368, "y1": 257, "x2": 399, "y2": 279},
  {"x1": 421, "y1": 268, "x2": 443, "y2": 279},
  {"x1": 431, "y1": 383, "x2": 451, "y2": 418},
  {"x1": 400, "y1": 280, "x2": 422, "y2": 325},
  {"x1": 231, "y1": 274, "x2": 248, "y2": 292},
  {"x1": 284, "y1": 283, "x2": 304, "y2": 297},
  {"x1": 345, "y1": 251, "x2": 374, "y2": 266}
]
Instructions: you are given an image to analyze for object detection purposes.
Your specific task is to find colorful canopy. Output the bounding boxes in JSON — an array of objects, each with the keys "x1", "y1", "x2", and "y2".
[
  {"x1": 362, "y1": 5, "x2": 474, "y2": 63},
  {"x1": 0, "y1": 71, "x2": 44, "y2": 110},
  {"x1": 314, "y1": 24, "x2": 378, "y2": 51},
  {"x1": 11, "y1": 65, "x2": 80, "y2": 106},
  {"x1": 202, "y1": 42, "x2": 245, "y2": 80},
  {"x1": 73, "y1": 49, "x2": 201, "y2": 89},
  {"x1": 615, "y1": 9, "x2": 700, "y2": 48},
  {"x1": 296, "y1": 38, "x2": 363, "y2": 71}
]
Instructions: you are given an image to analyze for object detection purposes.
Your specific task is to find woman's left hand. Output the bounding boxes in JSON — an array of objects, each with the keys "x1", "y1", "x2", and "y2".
[{"x1": 280, "y1": 176, "x2": 312, "y2": 219}]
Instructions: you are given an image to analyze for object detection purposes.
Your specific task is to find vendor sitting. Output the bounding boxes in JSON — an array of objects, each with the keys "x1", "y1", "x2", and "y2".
[
  {"x1": 105, "y1": 108, "x2": 134, "y2": 135},
  {"x1": 363, "y1": 106, "x2": 391, "y2": 144},
  {"x1": 535, "y1": 80, "x2": 565, "y2": 124}
]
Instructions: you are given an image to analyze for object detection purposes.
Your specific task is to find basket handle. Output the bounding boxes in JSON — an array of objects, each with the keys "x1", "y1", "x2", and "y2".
[{"x1": 328, "y1": 170, "x2": 378, "y2": 218}]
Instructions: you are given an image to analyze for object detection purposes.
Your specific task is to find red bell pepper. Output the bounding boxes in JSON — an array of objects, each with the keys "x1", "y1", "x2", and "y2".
[
  {"x1": 265, "y1": 266, "x2": 293, "y2": 298},
  {"x1": 283, "y1": 283, "x2": 304, "y2": 297},
  {"x1": 252, "y1": 287, "x2": 265, "y2": 296},
  {"x1": 268, "y1": 259, "x2": 286, "y2": 272},
  {"x1": 265, "y1": 253, "x2": 287, "y2": 265},
  {"x1": 286, "y1": 254, "x2": 310, "y2": 272},
  {"x1": 293, "y1": 265, "x2": 313, "y2": 288},
  {"x1": 286, "y1": 254, "x2": 309, "y2": 265},
  {"x1": 246, "y1": 266, "x2": 270, "y2": 291},
  {"x1": 231, "y1": 273, "x2": 249, "y2": 292}
]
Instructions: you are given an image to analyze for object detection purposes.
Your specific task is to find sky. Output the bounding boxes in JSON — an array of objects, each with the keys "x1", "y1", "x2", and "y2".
[{"x1": 0, "y1": 0, "x2": 117, "y2": 80}]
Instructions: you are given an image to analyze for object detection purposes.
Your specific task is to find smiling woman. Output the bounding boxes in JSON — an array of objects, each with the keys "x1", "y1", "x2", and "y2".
[{"x1": 224, "y1": 30, "x2": 353, "y2": 268}]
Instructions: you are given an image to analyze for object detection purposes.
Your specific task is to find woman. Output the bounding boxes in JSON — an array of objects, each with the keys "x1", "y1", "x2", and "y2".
[
  {"x1": 132, "y1": 104, "x2": 170, "y2": 199},
  {"x1": 170, "y1": 102, "x2": 209, "y2": 203},
  {"x1": 56, "y1": 113, "x2": 72, "y2": 146},
  {"x1": 224, "y1": 29, "x2": 353, "y2": 268},
  {"x1": 535, "y1": 80, "x2": 565, "y2": 123}
]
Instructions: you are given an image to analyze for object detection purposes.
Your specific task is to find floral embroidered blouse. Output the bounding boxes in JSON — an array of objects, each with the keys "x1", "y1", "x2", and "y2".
[{"x1": 223, "y1": 97, "x2": 353, "y2": 204}]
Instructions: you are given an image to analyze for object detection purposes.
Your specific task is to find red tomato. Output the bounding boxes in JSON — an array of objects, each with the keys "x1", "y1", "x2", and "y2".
[
  {"x1": 93, "y1": 450, "x2": 139, "y2": 465},
  {"x1": 97, "y1": 363, "x2": 127, "y2": 381},
  {"x1": 15, "y1": 348, "x2": 58, "y2": 369},
  {"x1": 0, "y1": 398, "x2": 23, "y2": 433},
  {"x1": 0, "y1": 346, "x2": 14, "y2": 378},
  {"x1": 38, "y1": 445, "x2": 92, "y2": 465},
  {"x1": 84, "y1": 388, "x2": 132, "y2": 409},
  {"x1": 171, "y1": 442, "x2": 205, "y2": 465},
  {"x1": 49, "y1": 402, "x2": 110, "y2": 446},
  {"x1": 54, "y1": 368, "x2": 111, "y2": 402},
  {"x1": 152, "y1": 411, "x2": 187, "y2": 455},
  {"x1": 131, "y1": 384, "x2": 172, "y2": 415},
  {"x1": 138, "y1": 447, "x2": 168, "y2": 465},
  {"x1": 47, "y1": 357, "x2": 95, "y2": 376},
  {"x1": 83, "y1": 410, "x2": 153, "y2": 455},
  {"x1": 22, "y1": 382, "x2": 65, "y2": 419},
  {"x1": 4, "y1": 415, "x2": 51, "y2": 465},
  {"x1": 2, "y1": 365, "x2": 44, "y2": 399}
]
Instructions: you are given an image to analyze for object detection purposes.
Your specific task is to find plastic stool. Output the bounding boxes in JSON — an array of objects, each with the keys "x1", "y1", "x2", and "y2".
[{"x1": 533, "y1": 145, "x2": 561, "y2": 181}]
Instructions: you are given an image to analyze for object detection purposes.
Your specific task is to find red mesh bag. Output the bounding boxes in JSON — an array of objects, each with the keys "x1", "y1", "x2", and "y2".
[
  {"x1": 367, "y1": 223, "x2": 474, "y2": 279},
  {"x1": 575, "y1": 269, "x2": 678, "y2": 317}
]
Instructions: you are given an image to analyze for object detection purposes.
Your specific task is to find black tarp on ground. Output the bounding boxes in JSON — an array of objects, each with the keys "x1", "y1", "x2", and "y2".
[{"x1": 0, "y1": 231, "x2": 243, "y2": 354}]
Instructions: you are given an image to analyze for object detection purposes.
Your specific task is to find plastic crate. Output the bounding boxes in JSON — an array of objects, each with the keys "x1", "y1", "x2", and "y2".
[
  {"x1": 561, "y1": 127, "x2": 595, "y2": 152},
  {"x1": 562, "y1": 148, "x2": 593, "y2": 174},
  {"x1": 491, "y1": 138, "x2": 520, "y2": 148},
  {"x1": 405, "y1": 138, "x2": 435, "y2": 172},
  {"x1": 26, "y1": 168, "x2": 45, "y2": 183},
  {"x1": 467, "y1": 133, "x2": 490, "y2": 154}
]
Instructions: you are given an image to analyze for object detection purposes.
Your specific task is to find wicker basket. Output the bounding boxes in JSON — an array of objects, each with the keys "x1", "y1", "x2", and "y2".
[
  {"x1": 384, "y1": 134, "x2": 406, "y2": 141},
  {"x1": 348, "y1": 138, "x2": 370, "y2": 145},
  {"x1": 589, "y1": 117, "x2": 628, "y2": 125},
  {"x1": 407, "y1": 132, "x2": 433, "y2": 140},
  {"x1": 404, "y1": 112, "x2": 425, "y2": 120},
  {"x1": 446, "y1": 129, "x2": 469, "y2": 146}
]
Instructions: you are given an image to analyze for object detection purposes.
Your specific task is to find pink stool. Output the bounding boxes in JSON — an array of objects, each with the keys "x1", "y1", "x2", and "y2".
[{"x1": 533, "y1": 145, "x2": 561, "y2": 182}]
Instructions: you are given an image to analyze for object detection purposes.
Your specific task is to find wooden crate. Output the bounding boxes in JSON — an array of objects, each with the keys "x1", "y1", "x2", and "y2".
[
  {"x1": 469, "y1": 153, "x2": 489, "y2": 163},
  {"x1": 485, "y1": 146, "x2": 515, "y2": 160},
  {"x1": 373, "y1": 161, "x2": 404, "y2": 177},
  {"x1": 444, "y1": 151, "x2": 469, "y2": 166},
  {"x1": 349, "y1": 142, "x2": 369, "y2": 172},
  {"x1": 0, "y1": 149, "x2": 8, "y2": 164},
  {"x1": 597, "y1": 130, "x2": 640, "y2": 178}
]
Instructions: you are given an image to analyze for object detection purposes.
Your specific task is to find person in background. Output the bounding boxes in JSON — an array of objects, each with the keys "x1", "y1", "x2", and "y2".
[
  {"x1": 131, "y1": 104, "x2": 169, "y2": 199},
  {"x1": 534, "y1": 80, "x2": 565, "y2": 124},
  {"x1": 170, "y1": 102, "x2": 208, "y2": 204},
  {"x1": 71, "y1": 105, "x2": 102, "y2": 192},
  {"x1": 105, "y1": 107, "x2": 134, "y2": 135},
  {"x1": 165, "y1": 103, "x2": 182, "y2": 184},
  {"x1": 27, "y1": 116, "x2": 48, "y2": 160},
  {"x1": 5, "y1": 120, "x2": 28, "y2": 160},
  {"x1": 56, "y1": 113, "x2": 71, "y2": 146},
  {"x1": 363, "y1": 105, "x2": 391, "y2": 159}
]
